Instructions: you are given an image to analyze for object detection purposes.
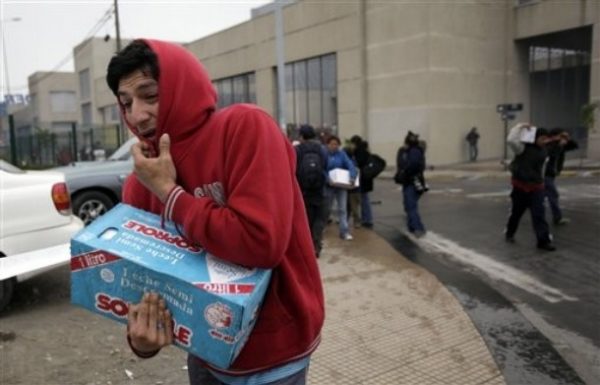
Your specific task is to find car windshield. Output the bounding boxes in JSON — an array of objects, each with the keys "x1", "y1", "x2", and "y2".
[
  {"x1": 0, "y1": 159, "x2": 25, "y2": 173},
  {"x1": 108, "y1": 137, "x2": 139, "y2": 161}
]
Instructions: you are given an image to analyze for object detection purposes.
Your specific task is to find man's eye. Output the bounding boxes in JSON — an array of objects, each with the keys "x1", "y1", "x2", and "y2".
[{"x1": 146, "y1": 94, "x2": 158, "y2": 101}]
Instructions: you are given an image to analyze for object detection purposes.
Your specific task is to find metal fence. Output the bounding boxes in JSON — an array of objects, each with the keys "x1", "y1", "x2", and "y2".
[{"x1": 1, "y1": 120, "x2": 122, "y2": 169}]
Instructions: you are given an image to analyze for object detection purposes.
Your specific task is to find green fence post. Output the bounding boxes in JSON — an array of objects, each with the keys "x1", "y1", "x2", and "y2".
[{"x1": 71, "y1": 122, "x2": 78, "y2": 162}]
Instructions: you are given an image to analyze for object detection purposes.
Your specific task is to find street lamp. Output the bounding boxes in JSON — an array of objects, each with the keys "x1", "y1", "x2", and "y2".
[{"x1": 1, "y1": 17, "x2": 22, "y2": 99}]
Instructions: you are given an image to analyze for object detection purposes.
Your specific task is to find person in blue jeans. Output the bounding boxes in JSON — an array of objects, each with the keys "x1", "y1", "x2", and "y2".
[
  {"x1": 397, "y1": 132, "x2": 427, "y2": 237},
  {"x1": 325, "y1": 135, "x2": 357, "y2": 240}
]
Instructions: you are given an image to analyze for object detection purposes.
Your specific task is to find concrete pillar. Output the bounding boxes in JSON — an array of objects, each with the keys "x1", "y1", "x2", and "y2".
[{"x1": 587, "y1": 23, "x2": 600, "y2": 159}]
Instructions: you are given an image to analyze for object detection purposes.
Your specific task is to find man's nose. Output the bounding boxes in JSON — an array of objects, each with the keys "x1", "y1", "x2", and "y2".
[{"x1": 129, "y1": 100, "x2": 150, "y2": 125}]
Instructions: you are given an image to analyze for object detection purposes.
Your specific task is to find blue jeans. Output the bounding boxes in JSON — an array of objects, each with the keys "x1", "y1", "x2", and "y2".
[
  {"x1": 360, "y1": 192, "x2": 373, "y2": 225},
  {"x1": 544, "y1": 177, "x2": 562, "y2": 222},
  {"x1": 403, "y1": 184, "x2": 425, "y2": 232},
  {"x1": 326, "y1": 187, "x2": 349, "y2": 237},
  {"x1": 187, "y1": 355, "x2": 309, "y2": 385}
]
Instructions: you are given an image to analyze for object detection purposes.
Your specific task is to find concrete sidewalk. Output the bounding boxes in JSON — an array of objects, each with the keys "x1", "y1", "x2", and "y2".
[{"x1": 309, "y1": 227, "x2": 505, "y2": 385}]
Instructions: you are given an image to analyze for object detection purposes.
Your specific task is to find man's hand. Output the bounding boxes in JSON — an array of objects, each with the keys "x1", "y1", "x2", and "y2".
[
  {"x1": 128, "y1": 292, "x2": 174, "y2": 354},
  {"x1": 132, "y1": 134, "x2": 177, "y2": 202}
]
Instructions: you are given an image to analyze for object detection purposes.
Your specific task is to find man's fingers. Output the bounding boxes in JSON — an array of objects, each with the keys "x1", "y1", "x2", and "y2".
[
  {"x1": 127, "y1": 303, "x2": 138, "y2": 324},
  {"x1": 158, "y1": 134, "x2": 171, "y2": 159},
  {"x1": 131, "y1": 142, "x2": 147, "y2": 164},
  {"x1": 164, "y1": 310, "x2": 174, "y2": 345},
  {"x1": 147, "y1": 293, "x2": 158, "y2": 331}
]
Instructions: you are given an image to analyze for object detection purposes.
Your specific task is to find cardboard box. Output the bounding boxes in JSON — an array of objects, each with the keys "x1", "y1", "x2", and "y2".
[
  {"x1": 520, "y1": 126, "x2": 537, "y2": 144},
  {"x1": 328, "y1": 168, "x2": 359, "y2": 189},
  {"x1": 70, "y1": 203, "x2": 271, "y2": 369}
]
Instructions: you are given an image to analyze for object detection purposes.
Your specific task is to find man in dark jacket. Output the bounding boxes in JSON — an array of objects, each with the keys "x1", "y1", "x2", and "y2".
[
  {"x1": 398, "y1": 132, "x2": 426, "y2": 237},
  {"x1": 349, "y1": 135, "x2": 376, "y2": 228},
  {"x1": 295, "y1": 125, "x2": 329, "y2": 257},
  {"x1": 545, "y1": 128, "x2": 578, "y2": 225},
  {"x1": 466, "y1": 127, "x2": 480, "y2": 162},
  {"x1": 505, "y1": 123, "x2": 556, "y2": 251}
]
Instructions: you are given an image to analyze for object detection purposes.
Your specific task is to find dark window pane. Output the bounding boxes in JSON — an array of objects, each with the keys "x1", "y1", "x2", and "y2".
[
  {"x1": 307, "y1": 57, "x2": 322, "y2": 129},
  {"x1": 285, "y1": 64, "x2": 295, "y2": 125},
  {"x1": 233, "y1": 75, "x2": 246, "y2": 104},
  {"x1": 321, "y1": 54, "x2": 337, "y2": 131},
  {"x1": 248, "y1": 73, "x2": 256, "y2": 104},
  {"x1": 294, "y1": 61, "x2": 308, "y2": 124}
]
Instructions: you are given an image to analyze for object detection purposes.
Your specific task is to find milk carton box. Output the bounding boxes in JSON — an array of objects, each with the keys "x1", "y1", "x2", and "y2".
[
  {"x1": 328, "y1": 168, "x2": 360, "y2": 189},
  {"x1": 70, "y1": 203, "x2": 271, "y2": 369}
]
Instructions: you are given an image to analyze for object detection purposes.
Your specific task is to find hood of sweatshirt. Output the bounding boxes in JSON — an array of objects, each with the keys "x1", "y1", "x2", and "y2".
[{"x1": 120, "y1": 39, "x2": 217, "y2": 164}]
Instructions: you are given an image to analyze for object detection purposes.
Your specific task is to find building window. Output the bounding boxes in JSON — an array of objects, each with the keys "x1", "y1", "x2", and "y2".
[
  {"x1": 213, "y1": 72, "x2": 256, "y2": 109},
  {"x1": 81, "y1": 102, "x2": 92, "y2": 125},
  {"x1": 50, "y1": 91, "x2": 77, "y2": 113},
  {"x1": 277, "y1": 53, "x2": 337, "y2": 139},
  {"x1": 79, "y1": 69, "x2": 91, "y2": 101},
  {"x1": 100, "y1": 104, "x2": 119, "y2": 124}
]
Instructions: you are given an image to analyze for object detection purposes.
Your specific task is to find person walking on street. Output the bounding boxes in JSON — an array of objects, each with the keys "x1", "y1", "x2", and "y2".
[
  {"x1": 395, "y1": 132, "x2": 427, "y2": 237},
  {"x1": 350, "y1": 135, "x2": 382, "y2": 229},
  {"x1": 295, "y1": 125, "x2": 329, "y2": 258},
  {"x1": 344, "y1": 140, "x2": 362, "y2": 229},
  {"x1": 545, "y1": 128, "x2": 578, "y2": 226},
  {"x1": 505, "y1": 123, "x2": 556, "y2": 251},
  {"x1": 106, "y1": 39, "x2": 324, "y2": 385},
  {"x1": 325, "y1": 135, "x2": 357, "y2": 240},
  {"x1": 466, "y1": 127, "x2": 480, "y2": 162}
]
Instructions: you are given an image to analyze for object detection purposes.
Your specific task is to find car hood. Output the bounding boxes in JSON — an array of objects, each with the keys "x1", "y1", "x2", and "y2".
[{"x1": 54, "y1": 160, "x2": 132, "y2": 179}]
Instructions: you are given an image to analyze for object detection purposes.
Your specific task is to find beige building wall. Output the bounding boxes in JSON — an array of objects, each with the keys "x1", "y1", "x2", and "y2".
[
  {"x1": 366, "y1": 2, "x2": 508, "y2": 166},
  {"x1": 28, "y1": 71, "x2": 78, "y2": 129},
  {"x1": 74, "y1": 37, "x2": 130, "y2": 126},
  {"x1": 185, "y1": 2, "x2": 365, "y2": 138}
]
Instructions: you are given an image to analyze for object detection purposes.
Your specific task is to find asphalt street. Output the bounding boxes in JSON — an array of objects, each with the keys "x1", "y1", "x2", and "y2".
[{"x1": 371, "y1": 175, "x2": 599, "y2": 385}]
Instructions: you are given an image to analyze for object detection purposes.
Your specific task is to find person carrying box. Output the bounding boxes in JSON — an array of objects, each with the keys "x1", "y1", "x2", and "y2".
[{"x1": 105, "y1": 39, "x2": 324, "y2": 385}]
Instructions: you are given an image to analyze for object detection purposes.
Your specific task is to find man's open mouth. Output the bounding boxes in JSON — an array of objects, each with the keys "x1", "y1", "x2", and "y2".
[{"x1": 139, "y1": 129, "x2": 156, "y2": 140}]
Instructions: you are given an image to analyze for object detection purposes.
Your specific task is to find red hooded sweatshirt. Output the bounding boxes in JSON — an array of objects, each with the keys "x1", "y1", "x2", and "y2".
[{"x1": 119, "y1": 39, "x2": 325, "y2": 374}]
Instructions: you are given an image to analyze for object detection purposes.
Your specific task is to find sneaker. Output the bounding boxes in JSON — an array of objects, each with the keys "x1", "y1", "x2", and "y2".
[
  {"x1": 413, "y1": 230, "x2": 426, "y2": 238},
  {"x1": 537, "y1": 242, "x2": 557, "y2": 251},
  {"x1": 554, "y1": 218, "x2": 570, "y2": 226},
  {"x1": 362, "y1": 223, "x2": 374, "y2": 229},
  {"x1": 342, "y1": 234, "x2": 354, "y2": 241}
]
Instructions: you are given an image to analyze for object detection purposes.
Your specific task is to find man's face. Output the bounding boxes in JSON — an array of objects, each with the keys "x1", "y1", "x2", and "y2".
[
  {"x1": 328, "y1": 140, "x2": 340, "y2": 153},
  {"x1": 117, "y1": 69, "x2": 159, "y2": 141}
]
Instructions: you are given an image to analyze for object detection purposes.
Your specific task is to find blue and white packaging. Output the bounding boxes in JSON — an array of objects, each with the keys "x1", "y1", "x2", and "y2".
[{"x1": 70, "y1": 203, "x2": 271, "y2": 369}]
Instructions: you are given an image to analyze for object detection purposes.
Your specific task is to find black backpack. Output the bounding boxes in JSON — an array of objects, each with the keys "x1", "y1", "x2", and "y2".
[
  {"x1": 394, "y1": 147, "x2": 408, "y2": 184},
  {"x1": 361, "y1": 154, "x2": 386, "y2": 180},
  {"x1": 296, "y1": 142, "x2": 326, "y2": 192}
]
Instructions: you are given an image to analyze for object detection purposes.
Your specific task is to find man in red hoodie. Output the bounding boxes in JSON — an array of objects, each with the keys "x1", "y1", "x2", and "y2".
[{"x1": 106, "y1": 39, "x2": 324, "y2": 384}]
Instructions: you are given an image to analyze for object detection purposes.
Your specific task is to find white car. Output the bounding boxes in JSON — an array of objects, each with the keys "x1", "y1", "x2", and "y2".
[{"x1": 0, "y1": 160, "x2": 84, "y2": 311}]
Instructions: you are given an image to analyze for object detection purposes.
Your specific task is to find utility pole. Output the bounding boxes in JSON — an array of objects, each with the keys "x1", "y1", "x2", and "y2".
[
  {"x1": 114, "y1": 0, "x2": 125, "y2": 144},
  {"x1": 274, "y1": 0, "x2": 286, "y2": 134},
  {"x1": 114, "y1": 0, "x2": 122, "y2": 52}
]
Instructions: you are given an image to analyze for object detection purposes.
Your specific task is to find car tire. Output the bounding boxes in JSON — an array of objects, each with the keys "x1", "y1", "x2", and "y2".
[
  {"x1": 73, "y1": 191, "x2": 115, "y2": 226},
  {"x1": 0, "y1": 255, "x2": 15, "y2": 312}
]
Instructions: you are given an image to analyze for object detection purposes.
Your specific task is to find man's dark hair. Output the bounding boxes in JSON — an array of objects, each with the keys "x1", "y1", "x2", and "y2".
[
  {"x1": 350, "y1": 135, "x2": 363, "y2": 146},
  {"x1": 299, "y1": 124, "x2": 316, "y2": 140},
  {"x1": 106, "y1": 40, "x2": 159, "y2": 96},
  {"x1": 327, "y1": 135, "x2": 341, "y2": 145}
]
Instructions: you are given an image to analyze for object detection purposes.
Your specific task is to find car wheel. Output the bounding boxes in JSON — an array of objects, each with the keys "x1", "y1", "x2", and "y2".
[
  {"x1": 0, "y1": 256, "x2": 15, "y2": 312},
  {"x1": 73, "y1": 191, "x2": 115, "y2": 226}
]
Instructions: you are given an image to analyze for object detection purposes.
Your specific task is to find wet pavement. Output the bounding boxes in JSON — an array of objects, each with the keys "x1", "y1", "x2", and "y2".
[{"x1": 371, "y1": 175, "x2": 599, "y2": 385}]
